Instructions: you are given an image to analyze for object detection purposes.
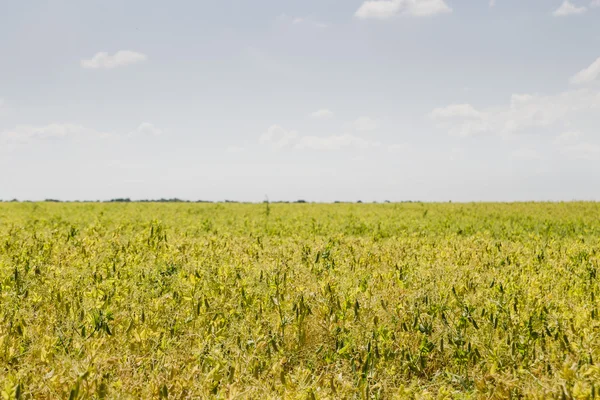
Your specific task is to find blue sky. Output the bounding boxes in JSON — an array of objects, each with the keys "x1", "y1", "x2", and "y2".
[{"x1": 1, "y1": 0, "x2": 600, "y2": 202}]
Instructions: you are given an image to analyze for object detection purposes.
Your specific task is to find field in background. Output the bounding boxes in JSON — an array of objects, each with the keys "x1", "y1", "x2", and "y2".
[{"x1": 1, "y1": 202, "x2": 600, "y2": 398}]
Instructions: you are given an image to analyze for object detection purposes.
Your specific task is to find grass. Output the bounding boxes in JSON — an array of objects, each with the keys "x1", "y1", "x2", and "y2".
[{"x1": 1, "y1": 202, "x2": 600, "y2": 398}]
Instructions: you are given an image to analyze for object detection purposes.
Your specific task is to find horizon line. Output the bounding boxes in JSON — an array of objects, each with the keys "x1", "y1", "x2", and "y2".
[{"x1": 1, "y1": 198, "x2": 599, "y2": 204}]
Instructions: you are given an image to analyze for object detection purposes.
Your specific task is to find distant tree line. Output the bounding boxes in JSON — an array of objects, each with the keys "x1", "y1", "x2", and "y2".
[
  {"x1": 0, "y1": 198, "x2": 419, "y2": 204},
  {"x1": 108, "y1": 198, "x2": 213, "y2": 203}
]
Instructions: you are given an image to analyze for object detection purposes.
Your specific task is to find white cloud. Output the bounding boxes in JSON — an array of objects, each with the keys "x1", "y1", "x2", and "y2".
[
  {"x1": 310, "y1": 109, "x2": 334, "y2": 118},
  {"x1": 1, "y1": 122, "x2": 164, "y2": 146},
  {"x1": 81, "y1": 50, "x2": 147, "y2": 69},
  {"x1": 0, "y1": 123, "x2": 99, "y2": 144},
  {"x1": 393, "y1": 0, "x2": 452, "y2": 17},
  {"x1": 511, "y1": 148, "x2": 542, "y2": 160},
  {"x1": 553, "y1": 130, "x2": 581, "y2": 145},
  {"x1": 295, "y1": 134, "x2": 381, "y2": 150},
  {"x1": 430, "y1": 88, "x2": 600, "y2": 138},
  {"x1": 429, "y1": 104, "x2": 489, "y2": 137},
  {"x1": 445, "y1": 118, "x2": 490, "y2": 137},
  {"x1": 259, "y1": 125, "x2": 382, "y2": 151},
  {"x1": 355, "y1": 0, "x2": 452, "y2": 19},
  {"x1": 292, "y1": 17, "x2": 328, "y2": 28},
  {"x1": 353, "y1": 116, "x2": 379, "y2": 131},
  {"x1": 551, "y1": 128, "x2": 599, "y2": 161},
  {"x1": 259, "y1": 125, "x2": 298, "y2": 149},
  {"x1": 129, "y1": 122, "x2": 162, "y2": 137},
  {"x1": 276, "y1": 14, "x2": 328, "y2": 28},
  {"x1": 570, "y1": 57, "x2": 600, "y2": 85},
  {"x1": 592, "y1": 0, "x2": 600, "y2": 7},
  {"x1": 552, "y1": 1, "x2": 587, "y2": 16},
  {"x1": 448, "y1": 147, "x2": 465, "y2": 161},
  {"x1": 489, "y1": 0, "x2": 496, "y2": 7},
  {"x1": 561, "y1": 143, "x2": 600, "y2": 160},
  {"x1": 430, "y1": 103, "x2": 483, "y2": 119},
  {"x1": 355, "y1": 0, "x2": 402, "y2": 19}
]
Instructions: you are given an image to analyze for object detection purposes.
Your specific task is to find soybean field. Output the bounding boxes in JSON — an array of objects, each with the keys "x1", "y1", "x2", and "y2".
[{"x1": 1, "y1": 202, "x2": 600, "y2": 399}]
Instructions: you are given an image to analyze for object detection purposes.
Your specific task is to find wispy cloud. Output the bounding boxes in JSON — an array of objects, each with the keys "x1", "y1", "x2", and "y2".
[
  {"x1": 292, "y1": 17, "x2": 328, "y2": 28},
  {"x1": 310, "y1": 109, "x2": 334, "y2": 119},
  {"x1": 430, "y1": 89, "x2": 600, "y2": 138},
  {"x1": 570, "y1": 57, "x2": 600, "y2": 84},
  {"x1": 552, "y1": 1, "x2": 587, "y2": 16},
  {"x1": 553, "y1": 131, "x2": 581, "y2": 145},
  {"x1": 424, "y1": 57, "x2": 600, "y2": 139},
  {"x1": 1, "y1": 123, "x2": 109, "y2": 144},
  {"x1": 128, "y1": 122, "x2": 163, "y2": 137},
  {"x1": 295, "y1": 134, "x2": 381, "y2": 150},
  {"x1": 259, "y1": 125, "x2": 382, "y2": 151},
  {"x1": 259, "y1": 125, "x2": 298, "y2": 150},
  {"x1": 353, "y1": 116, "x2": 379, "y2": 131},
  {"x1": 430, "y1": 104, "x2": 483, "y2": 119},
  {"x1": 355, "y1": 0, "x2": 452, "y2": 19},
  {"x1": 551, "y1": 130, "x2": 600, "y2": 160},
  {"x1": 81, "y1": 50, "x2": 148, "y2": 69},
  {"x1": 1, "y1": 122, "x2": 164, "y2": 146},
  {"x1": 560, "y1": 143, "x2": 600, "y2": 160},
  {"x1": 276, "y1": 14, "x2": 329, "y2": 28}
]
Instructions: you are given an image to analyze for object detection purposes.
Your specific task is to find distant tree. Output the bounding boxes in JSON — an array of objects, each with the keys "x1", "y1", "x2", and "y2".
[{"x1": 295, "y1": 200, "x2": 307, "y2": 203}]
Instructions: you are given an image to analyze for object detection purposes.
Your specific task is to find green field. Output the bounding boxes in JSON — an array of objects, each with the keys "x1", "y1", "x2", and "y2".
[{"x1": 1, "y1": 202, "x2": 600, "y2": 398}]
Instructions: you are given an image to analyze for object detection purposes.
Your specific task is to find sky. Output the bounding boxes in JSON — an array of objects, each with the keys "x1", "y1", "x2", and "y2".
[{"x1": 1, "y1": 0, "x2": 599, "y2": 202}]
